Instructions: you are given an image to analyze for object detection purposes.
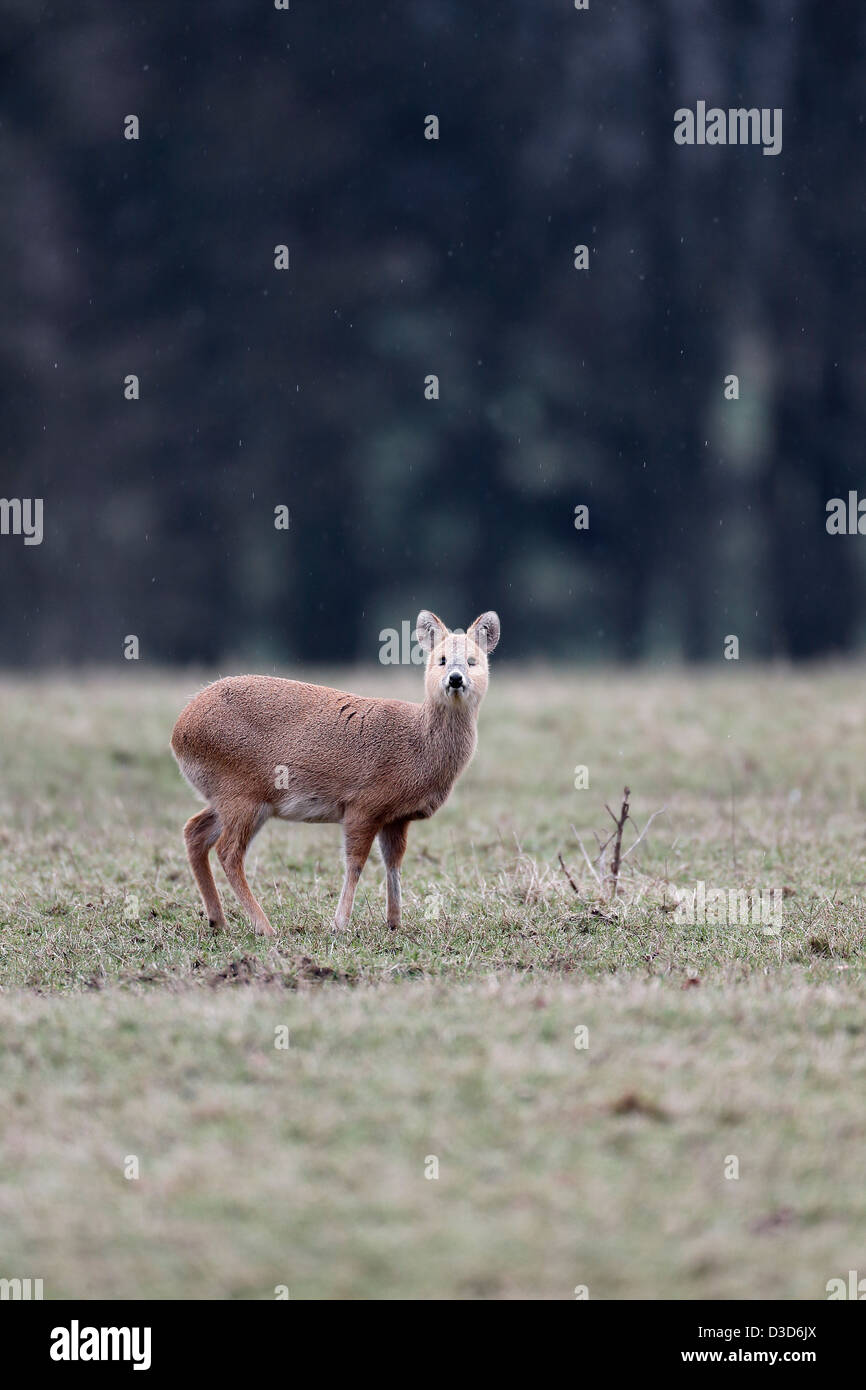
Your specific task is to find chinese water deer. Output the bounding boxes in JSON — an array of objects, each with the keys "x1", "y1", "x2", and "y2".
[{"x1": 170, "y1": 610, "x2": 500, "y2": 937}]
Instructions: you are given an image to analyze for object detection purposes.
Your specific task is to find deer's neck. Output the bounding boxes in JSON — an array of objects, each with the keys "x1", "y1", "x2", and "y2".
[{"x1": 420, "y1": 696, "x2": 479, "y2": 780}]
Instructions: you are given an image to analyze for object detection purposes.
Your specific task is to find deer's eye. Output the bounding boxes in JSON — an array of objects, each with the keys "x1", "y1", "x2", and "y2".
[
  {"x1": 438, "y1": 656, "x2": 447, "y2": 666},
  {"x1": 468, "y1": 658, "x2": 477, "y2": 666}
]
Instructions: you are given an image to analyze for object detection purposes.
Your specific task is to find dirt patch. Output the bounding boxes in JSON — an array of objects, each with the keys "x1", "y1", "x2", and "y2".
[
  {"x1": 195, "y1": 952, "x2": 349, "y2": 990},
  {"x1": 607, "y1": 1091, "x2": 670, "y2": 1122}
]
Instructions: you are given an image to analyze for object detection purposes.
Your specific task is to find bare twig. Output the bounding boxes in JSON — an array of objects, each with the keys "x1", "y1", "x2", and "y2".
[
  {"x1": 570, "y1": 825, "x2": 603, "y2": 888},
  {"x1": 558, "y1": 853, "x2": 581, "y2": 895},
  {"x1": 621, "y1": 807, "x2": 667, "y2": 861},
  {"x1": 607, "y1": 786, "x2": 631, "y2": 898},
  {"x1": 566, "y1": 787, "x2": 666, "y2": 907}
]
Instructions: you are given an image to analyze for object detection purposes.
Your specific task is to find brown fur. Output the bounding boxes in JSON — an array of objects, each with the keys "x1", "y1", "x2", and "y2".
[{"x1": 170, "y1": 610, "x2": 500, "y2": 936}]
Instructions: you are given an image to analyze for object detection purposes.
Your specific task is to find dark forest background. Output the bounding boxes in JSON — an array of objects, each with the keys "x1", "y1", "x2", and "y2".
[{"x1": 0, "y1": 0, "x2": 864, "y2": 666}]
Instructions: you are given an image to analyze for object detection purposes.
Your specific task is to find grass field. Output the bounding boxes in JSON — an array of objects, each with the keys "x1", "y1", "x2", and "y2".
[{"x1": 1, "y1": 663, "x2": 864, "y2": 1299}]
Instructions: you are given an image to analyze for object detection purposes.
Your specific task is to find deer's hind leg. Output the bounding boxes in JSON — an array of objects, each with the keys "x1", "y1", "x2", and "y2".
[
  {"x1": 183, "y1": 805, "x2": 226, "y2": 929},
  {"x1": 334, "y1": 814, "x2": 378, "y2": 933},
  {"x1": 215, "y1": 801, "x2": 275, "y2": 938}
]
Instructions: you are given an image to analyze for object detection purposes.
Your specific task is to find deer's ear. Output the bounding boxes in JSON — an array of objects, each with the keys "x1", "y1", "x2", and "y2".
[
  {"x1": 468, "y1": 611, "x2": 500, "y2": 655},
  {"x1": 415, "y1": 610, "x2": 448, "y2": 652}
]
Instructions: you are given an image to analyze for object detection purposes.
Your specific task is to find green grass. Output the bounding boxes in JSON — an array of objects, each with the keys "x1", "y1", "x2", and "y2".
[{"x1": 1, "y1": 664, "x2": 865, "y2": 1298}]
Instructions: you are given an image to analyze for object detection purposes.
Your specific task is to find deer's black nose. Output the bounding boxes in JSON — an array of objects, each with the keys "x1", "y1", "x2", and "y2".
[{"x1": 448, "y1": 671, "x2": 464, "y2": 688}]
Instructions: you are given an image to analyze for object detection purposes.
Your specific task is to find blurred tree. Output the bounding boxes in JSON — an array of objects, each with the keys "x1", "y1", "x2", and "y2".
[{"x1": 0, "y1": 0, "x2": 862, "y2": 666}]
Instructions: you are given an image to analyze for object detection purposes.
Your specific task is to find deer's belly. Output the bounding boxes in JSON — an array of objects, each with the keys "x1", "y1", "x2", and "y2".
[{"x1": 276, "y1": 792, "x2": 343, "y2": 824}]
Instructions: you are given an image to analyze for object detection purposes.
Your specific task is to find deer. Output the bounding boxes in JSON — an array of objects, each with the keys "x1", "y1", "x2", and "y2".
[{"x1": 170, "y1": 610, "x2": 500, "y2": 937}]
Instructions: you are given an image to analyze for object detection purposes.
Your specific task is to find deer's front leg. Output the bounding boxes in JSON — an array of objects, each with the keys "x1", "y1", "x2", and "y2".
[{"x1": 378, "y1": 820, "x2": 409, "y2": 930}]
